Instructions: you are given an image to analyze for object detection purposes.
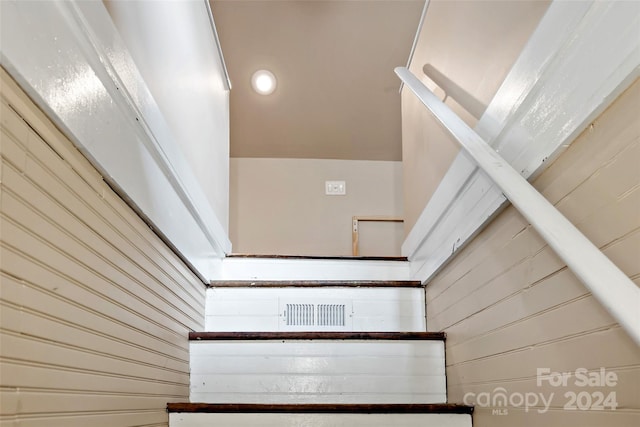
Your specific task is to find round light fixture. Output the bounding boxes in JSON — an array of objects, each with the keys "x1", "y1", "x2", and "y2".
[{"x1": 251, "y1": 69, "x2": 277, "y2": 95}]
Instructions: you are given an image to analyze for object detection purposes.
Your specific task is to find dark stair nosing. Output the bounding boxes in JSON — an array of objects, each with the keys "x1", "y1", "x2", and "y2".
[
  {"x1": 226, "y1": 254, "x2": 408, "y2": 262},
  {"x1": 208, "y1": 280, "x2": 423, "y2": 288},
  {"x1": 167, "y1": 403, "x2": 473, "y2": 415},
  {"x1": 189, "y1": 331, "x2": 445, "y2": 341}
]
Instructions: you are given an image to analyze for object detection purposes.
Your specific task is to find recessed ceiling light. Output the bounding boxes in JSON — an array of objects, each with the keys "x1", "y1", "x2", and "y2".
[{"x1": 251, "y1": 69, "x2": 277, "y2": 95}]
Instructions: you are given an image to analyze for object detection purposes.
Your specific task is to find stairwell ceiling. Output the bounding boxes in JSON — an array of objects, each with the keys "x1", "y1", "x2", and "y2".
[{"x1": 211, "y1": 0, "x2": 424, "y2": 161}]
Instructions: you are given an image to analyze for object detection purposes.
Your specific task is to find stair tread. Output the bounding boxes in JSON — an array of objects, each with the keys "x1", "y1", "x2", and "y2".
[
  {"x1": 167, "y1": 403, "x2": 472, "y2": 414},
  {"x1": 208, "y1": 280, "x2": 422, "y2": 288},
  {"x1": 189, "y1": 331, "x2": 445, "y2": 341},
  {"x1": 227, "y1": 254, "x2": 408, "y2": 261}
]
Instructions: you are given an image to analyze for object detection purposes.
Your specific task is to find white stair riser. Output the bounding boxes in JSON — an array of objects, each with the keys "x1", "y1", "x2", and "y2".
[
  {"x1": 206, "y1": 287, "x2": 426, "y2": 331},
  {"x1": 190, "y1": 340, "x2": 446, "y2": 404},
  {"x1": 219, "y1": 258, "x2": 411, "y2": 281},
  {"x1": 170, "y1": 413, "x2": 472, "y2": 427}
]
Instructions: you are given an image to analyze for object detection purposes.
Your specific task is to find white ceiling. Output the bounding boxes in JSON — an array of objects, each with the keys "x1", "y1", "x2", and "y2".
[{"x1": 211, "y1": 0, "x2": 424, "y2": 161}]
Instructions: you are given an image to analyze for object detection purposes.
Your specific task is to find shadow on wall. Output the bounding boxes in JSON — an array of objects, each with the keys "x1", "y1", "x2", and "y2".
[{"x1": 423, "y1": 63, "x2": 487, "y2": 120}]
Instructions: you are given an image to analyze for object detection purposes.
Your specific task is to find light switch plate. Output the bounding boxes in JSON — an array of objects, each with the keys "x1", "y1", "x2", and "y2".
[{"x1": 325, "y1": 180, "x2": 346, "y2": 195}]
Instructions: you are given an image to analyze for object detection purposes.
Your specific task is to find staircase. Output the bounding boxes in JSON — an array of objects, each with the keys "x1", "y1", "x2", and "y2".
[{"x1": 167, "y1": 256, "x2": 473, "y2": 426}]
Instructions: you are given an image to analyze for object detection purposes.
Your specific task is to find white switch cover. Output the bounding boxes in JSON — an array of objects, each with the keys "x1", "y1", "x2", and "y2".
[{"x1": 325, "y1": 180, "x2": 346, "y2": 195}]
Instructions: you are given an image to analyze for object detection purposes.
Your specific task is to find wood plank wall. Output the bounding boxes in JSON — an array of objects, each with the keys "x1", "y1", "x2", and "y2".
[
  {"x1": 189, "y1": 339, "x2": 446, "y2": 404},
  {"x1": 206, "y1": 287, "x2": 425, "y2": 332},
  {"x1": 426, "y1": 79, "x2": 640, "y2": 425},
  {"x1": 0, "y1": 68, "x2": 205, "y2": 426}
]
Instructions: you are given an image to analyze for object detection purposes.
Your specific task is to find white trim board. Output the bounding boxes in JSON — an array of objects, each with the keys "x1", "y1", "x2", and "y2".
[
  {"x1": 0, "y1": 0, "x2": 231, "y2": 281},
  {"x1": 403, "y1": 0, "x2": 640, "y2": 283}
]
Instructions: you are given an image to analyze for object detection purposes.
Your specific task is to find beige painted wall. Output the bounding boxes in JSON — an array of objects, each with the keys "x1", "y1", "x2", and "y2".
[
  {"x1": 230, "y1": 158, "x2": 403, "y2": 256},
  {"x1": 0, "y1": 69, "x2": 204, "y2": 426},
  {"x1": 401, "y1": 0, "x2": 550, "y2": 234},
  {"x1": 428, "y1": 80, "x2": 640, "y2": 425}
]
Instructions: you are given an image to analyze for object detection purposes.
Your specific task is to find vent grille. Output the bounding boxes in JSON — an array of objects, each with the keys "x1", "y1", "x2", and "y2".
[
  {"x1": 317, "y1": 304, "x2": 345, "y2": 326},
  {"x1": 282, "y1": 302, "x2": 349, "y2": 328},
  {"x1": 285, "y1": 304, "x2": 315, "y2": 326}
]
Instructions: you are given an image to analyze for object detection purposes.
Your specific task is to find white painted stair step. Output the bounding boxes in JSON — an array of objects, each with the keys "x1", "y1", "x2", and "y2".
[
  {"x1": 189, "y1": 333, "x2": 446, "y2": 404},
  {"x1": 170, "y1": 412, "x2": 472, "y2": 427},
  {"x1": 218, "y1": 257, "x2": 411, "y2": 281},
  {"x1": 205, "y1": 286, "x2": 426, "y2": 332},
  {"x1": 168, "y1": 403, "x2": 473, "y2": 427}
]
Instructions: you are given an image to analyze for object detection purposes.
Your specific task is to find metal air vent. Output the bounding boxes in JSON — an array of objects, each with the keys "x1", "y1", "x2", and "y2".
[
  {"x1": 280, "y1": 300, "x2": 352, "y2": 330},
  {"x1": 285, "y1": 304, "x2": 315, "y2": 326},
  {"x1": 317, "y1": 304, "x2": 345, "y2": 326}
]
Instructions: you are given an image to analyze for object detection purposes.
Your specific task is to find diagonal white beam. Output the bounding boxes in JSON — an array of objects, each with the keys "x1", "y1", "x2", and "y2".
[{"x1": 396, "y1": 66, "x2": 640, "y2": 346}]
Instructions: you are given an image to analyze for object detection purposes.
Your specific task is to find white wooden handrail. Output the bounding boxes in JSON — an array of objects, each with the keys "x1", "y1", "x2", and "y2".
[
  {"x1": 396, "y1": 67, "x2": 640, "y2": 346},
  {"x1": 399, "y1": 0, "x2": 431, "y2": 93}
]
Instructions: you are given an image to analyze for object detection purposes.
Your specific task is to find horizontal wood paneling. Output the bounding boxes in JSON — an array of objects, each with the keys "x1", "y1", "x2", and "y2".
[
  {"x1": 426, "y1": 79, "x2": 640, "y2": 425},
  {"x1": 190, "y1": 354, "x2": 445, "y2": 375},
  {"x1": 189, "y1": 340, "x2": 446, "y2": 404},
  {"x1": 471, "y1": 407, "x2": 639, "y2": 427},
  {"x1": 3, "y1": 0, "x2": 230, "y2": 280},
  {"x1": 0, "y1": 69, "x2": 204, "y2": 426},
  {"x1": 448, "y1": 365, "x2": 640, "y2": 411},
  {"x1": 205, "y1": 287, "x2": 425, "y2": 332},
  {"x1": 191, "y1": 340, "x2": 444, "y2": 357}
]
